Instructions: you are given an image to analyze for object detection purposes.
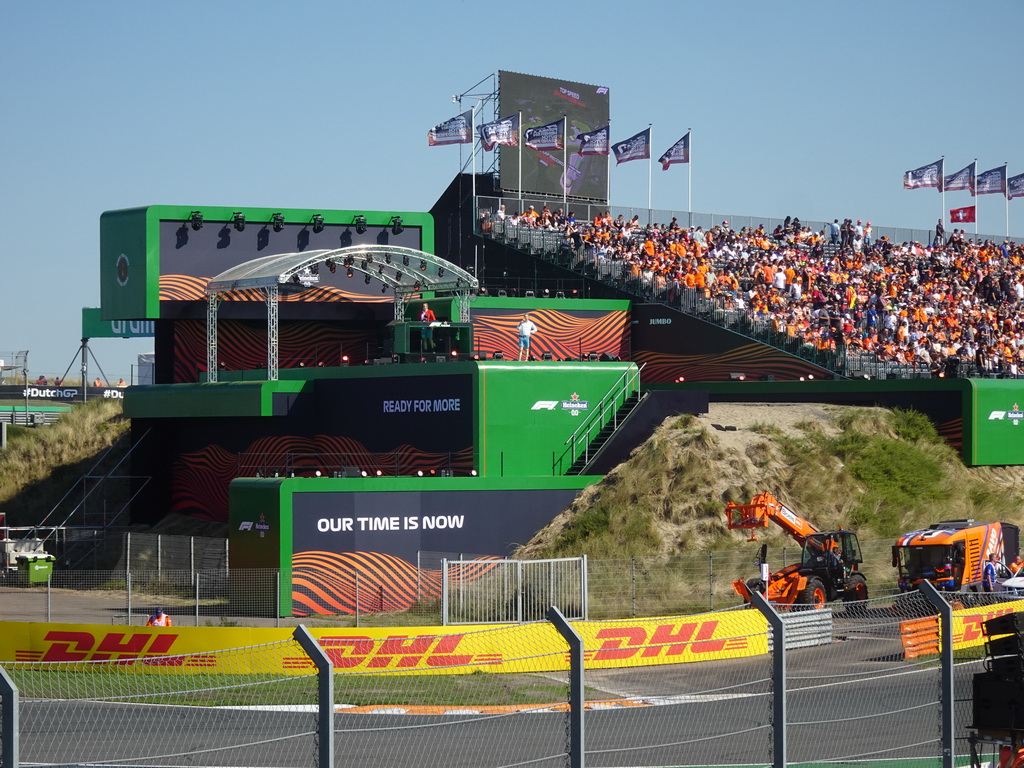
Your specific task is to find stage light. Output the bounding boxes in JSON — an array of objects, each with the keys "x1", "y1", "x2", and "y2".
[
  {"x1": 729, "y1": 372, "x2": 746, "y2": 381},
  {"x1": 361, "y1": 470, "x2": 369, "y2": 477},
  {"x1": 419, "y1": 259, "x2": 427, "y2": 271},
  {"x1": 493, "y1": 351, "x2": 504, "y2": 360},
  {"x1": 311, "y1": 214, "x2": 325, "y2": 233},
  {"x1": 375, "y1": 469, "x2": 383, "y2": 477},
  {"x1": 343, "y1": 256, "x2": 354, "y2": 267},
  {"x1": 438, "y1": 267, "x2": 444, "y2": 277},
  {"x1": 366, "y1": 254, "x2": 374, "y2": 264},
  {"x1": 417, "y1": 470, "x2": 425, "y2": 477},
  {"x1": 556, "y1": 291, "x2": 565, "y2": 298},
  {"x1": 807, "y1": 374, "x2": 815, "y2": 380},
  {"x1": 314, "y1": 470, "x2": 322, "y2": 477},
  {"x1": 587, "y1": 352, "x2": 599, "y2": 361},
  {"x1": 675, "y1": 376, "x2": 686, "y2": 382},
  {"x1": 381, "y1": 284, "x2": 388, "y2": 293},
  {"x1": 364, "y1": 274, "x2": 371, "y2": 284},
  {"x1": 390, "y1": 216, "x2": 404, "y2": 235},
  {"x1": 451, "y1": 350, "x2": 458, "y2": 358},
  {"x1": 378, "y1": 265, "x2": 384, "y2": 275},
  {"x1": 360, "y1": 259, "x2": 367, "y2": 270},
  {"x1": 346, "y1": 268, "x2": 353, "y2": 278},
  {"x1": 271, "y1": 213, "x2": 285, "y2": 232},
  {"x1": 543, "y1": 288, "x2": 550, "y2": 297},
  {"x1": 403, "y1": 254, "x2": 410, "y2": 266},
  {"x1": 354, "y1": 215, "x2": 367, "y2": 234},
  {"x1": 470, "y1": 470, "x2": 478, "y2": 476},
  {"x1": 189, "y1": 211, "x2": 203, "y2": 230},
  {"x1": 541, "y1": 352, "x2": 553, "y2": 361},
  {"x1": 326, "y1": 258, "x2": 336, "y2": 273},
  {"x1": 525, "y1": 290, "x2": 536, "y2": 298},
  {"x1": 413, "y1": 281, "x2": 421, "y2": 291},
  {"x1": 385, "y1": 253, "x2": 392, "y2": 264},
  {"x1": 341, "y1": 354, "x2": 350, "y2": 363},
  {"x1": 395, "y1": 270, "x2": 403, "y2": 280},
  {"x1": 232, "y1": 212, "x2": 245, "y2": 231}
]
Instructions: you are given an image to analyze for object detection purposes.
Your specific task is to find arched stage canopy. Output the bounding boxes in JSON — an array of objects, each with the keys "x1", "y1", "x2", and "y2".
[{"x1": 204, "y1": 246, "x2": 478, "y2": 381}]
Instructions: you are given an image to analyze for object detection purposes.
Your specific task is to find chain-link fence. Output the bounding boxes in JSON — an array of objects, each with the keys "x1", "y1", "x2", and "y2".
[
  {"x1": 1, "y1": 539, "x2": 909, "y2": 625},
  {"x1": 5, "y1": 593, "x2": 1015, "y2": 767}
]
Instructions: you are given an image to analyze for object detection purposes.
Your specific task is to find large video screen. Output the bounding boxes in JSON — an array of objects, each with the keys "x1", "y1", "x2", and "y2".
[{"x1": 499, "y1": 71, "x2": 610, "y2": 203}]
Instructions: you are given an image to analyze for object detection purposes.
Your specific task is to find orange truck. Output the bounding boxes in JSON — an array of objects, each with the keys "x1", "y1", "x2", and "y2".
[
  {"x1": 892, "y1": 520, "x2": 1021, "y2": 593},
  {"x1": 725, "y1": 492, "x2": 868, "y2": 607}
]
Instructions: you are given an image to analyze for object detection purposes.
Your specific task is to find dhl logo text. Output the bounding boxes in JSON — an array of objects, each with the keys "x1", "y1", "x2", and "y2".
[
  {"x1": 585, "y1": 621, "x2": 748, "y2": 661},
  {"x1": 282, "y1": 634, "x2": 502, "y2": 670},
  {"x1": 954, "y1": 609, "x2": 1014, "y2": 645},
  {"x1": 15, "y1": 631, "x2": 213, "y2": 666}
]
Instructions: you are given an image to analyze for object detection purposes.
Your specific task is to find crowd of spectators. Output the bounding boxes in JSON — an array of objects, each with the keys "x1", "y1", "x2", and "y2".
[{"x1": 490, "y1": 203, "x2": 1024, "y2": 378}]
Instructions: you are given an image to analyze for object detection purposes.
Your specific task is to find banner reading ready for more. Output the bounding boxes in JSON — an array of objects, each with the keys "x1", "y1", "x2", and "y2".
[{"x1": 1, "y1": 610, "x2": 768, "y2": 675}]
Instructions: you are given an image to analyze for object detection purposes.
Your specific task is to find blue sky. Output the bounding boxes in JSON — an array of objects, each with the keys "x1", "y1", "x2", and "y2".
[{"x1": 2, "y1": 0, "x2": 1022, "y2": 380}]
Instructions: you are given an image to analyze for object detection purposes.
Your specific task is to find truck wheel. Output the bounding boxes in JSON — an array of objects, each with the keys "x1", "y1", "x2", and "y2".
[
  {"x1": 797, "y1": 577, "x2": 827, "y2": 609},
  {"x1": 843, "y1": 573, "x2": 868, "y2": 616}
]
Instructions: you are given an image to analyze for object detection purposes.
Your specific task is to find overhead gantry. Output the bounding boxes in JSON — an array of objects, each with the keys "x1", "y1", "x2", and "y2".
[{"x1": 204, "y1": 246, "x2": 478, "y2": 381}]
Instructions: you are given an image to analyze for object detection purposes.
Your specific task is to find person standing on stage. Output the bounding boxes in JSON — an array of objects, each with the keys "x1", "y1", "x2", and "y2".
[{"x1": 517, "y1": 313, "x2": 538, "y2": 361}]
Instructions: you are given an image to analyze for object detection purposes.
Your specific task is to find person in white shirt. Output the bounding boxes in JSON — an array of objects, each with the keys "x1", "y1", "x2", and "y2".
[{"x1": 517, "y1": 314, "x2": 538, "y2": 361}]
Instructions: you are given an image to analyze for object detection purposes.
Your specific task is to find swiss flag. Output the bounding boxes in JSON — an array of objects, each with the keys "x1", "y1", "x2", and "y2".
[{"x1": 949, "y1": 205, "x2": 976, "y2": 223}]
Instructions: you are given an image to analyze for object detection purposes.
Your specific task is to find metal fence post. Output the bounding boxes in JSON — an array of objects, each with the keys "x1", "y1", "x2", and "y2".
[
  {"x1": 708, "y1": 552, "x2": 714, "y2": 610},
  {"x1": 126, "y1": 570, "x2": 132, "y2": 626},
  {"x1": 630, "y1": 557, "x2": 636, "y2": 618},
  {"x1": 292, "y1": 625, "x2": 333, "y2": 768},
  {"x1": 581, "y1": 554, "x2": 588, "y2": 620},
  {"x1": 276, "y1": 570, "x2": 281, "y2": 627},
  {"x1": 919, "y1": 580, "x2": 954, "y2": 768},
  {"x1": 441, "y1": 559, "x2": 449, "y2": 626},
  {"x1": 47, "y1": 573, "x2": 51, "y2": 623},
  {"x1": 547, "y1": 606, "x2": 584, "y2": 768},
  {"x1": 750, "y1": 591, "x2": 785, "y2": 768},
  {"x1": 354, "y1": 571, "x2": 360, "y2": 628},
  {"x1": 195, "y1": 572, "x2": 200, "y2": 627},
  {"x1": 1, "y1": 664, "x2": 19, "y2": 768},
  {"x1": 157, "y1": 534, "x2": 162, "y2": 577}
]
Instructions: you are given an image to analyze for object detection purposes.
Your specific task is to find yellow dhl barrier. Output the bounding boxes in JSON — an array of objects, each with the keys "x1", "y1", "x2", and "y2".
[
  {"x1": 898, "y1": 600, "x2": 1024, "y2": 658},
  {"x1": 0, "y1": 610, "x2": 768, "y2": 675}
]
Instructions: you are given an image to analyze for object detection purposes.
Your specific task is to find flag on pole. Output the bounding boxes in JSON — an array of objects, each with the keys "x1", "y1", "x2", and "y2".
[
  {"x1": 943, "y1": 161, "x2": 976, "y2": 193},
  {"x1": 523, "y1": 119, "x2": 564, "y2": 151},
  {"x1": 1009, "y1": 173, "x2": 1024, "y2": 200},
  {"x1": 611, "y1": 128, "x2": 651, "y2": 165},
  {"x1": 576, "y1": 125, "x2": 610, "y2": 156},
  {"x1": 904, "y1": 159, "x2": 943, "y2": 190},
  {"x1": 976, "y1": 165, "x2": 1008, "y2": 196},
  {"x1": 949, "y1": 205, "x2": 976, "y2": 223},
  {"x1": 477, "y1": 114, "x2": 520, "y2": 151},
  {"x1": 658, "y1": 132, "x2": 690, "y2": 170},
  {"x1": 427, "y1": 110, "x2": 473, "y2": 146}
]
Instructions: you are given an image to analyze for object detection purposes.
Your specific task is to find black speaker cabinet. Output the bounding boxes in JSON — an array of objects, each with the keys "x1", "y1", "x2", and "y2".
[
  {"x1": 984, "y1": 612, "x2": 1024, "y2": 638},
  {"x1": 973, "y1": 673, "x2": 1024, "y2": 730}
]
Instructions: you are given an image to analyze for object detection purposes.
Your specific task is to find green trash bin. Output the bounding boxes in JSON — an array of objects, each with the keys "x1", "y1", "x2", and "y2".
[{"x1": 17, "y1": 554, "x2": 55, "y2": 584}]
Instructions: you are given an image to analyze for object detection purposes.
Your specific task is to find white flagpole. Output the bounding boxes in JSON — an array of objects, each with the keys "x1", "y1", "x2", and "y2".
[
  {"x1": 563, "y1": 115, "x2": 567, "y2": 214},
  {"x1": 518, "y1": 111, "x2": 523, "y2": 210},
  {"x1": 973, "y1": 158, "x2": 978, "y2": 237},
  {"x1": 688, "y1": 129, "x2": 693, "y2": 228},
  {"x1": 940, "y1": 155, "x2": 945, "y2": 226},
  {"x1": 1006, "y1": 163, "x2": 1010, "y2": 239},
  {"x1": 605, "y1": 121, "x2": 611, "y2": 211},
  {"x1": 647, "y1": 124, "x2": 653, "y2": 226},
  {"x1": 471, "y1": 105, "x2": 477, "y2": 209}
]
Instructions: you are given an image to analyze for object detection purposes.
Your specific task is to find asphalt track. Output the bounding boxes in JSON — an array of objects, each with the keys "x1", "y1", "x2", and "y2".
[{"x1": 15, "y1": 610, "x2": 973, "y2": 767}]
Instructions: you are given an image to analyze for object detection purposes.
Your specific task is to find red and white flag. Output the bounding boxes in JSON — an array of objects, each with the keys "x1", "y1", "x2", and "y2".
[{"x1": 949, "y1": 205, "x2": 976, "y2": 223}]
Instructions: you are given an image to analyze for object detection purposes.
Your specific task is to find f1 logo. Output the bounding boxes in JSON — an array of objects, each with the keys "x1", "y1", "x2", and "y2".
[{"x1": 531, "y1": 401, "x2": 559, "y2": 411}]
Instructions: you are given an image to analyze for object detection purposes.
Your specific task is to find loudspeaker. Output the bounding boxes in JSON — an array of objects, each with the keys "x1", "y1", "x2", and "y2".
[
  {"x1": 988, "y1": 633, "x2": 1024, "y2": 659},
  {"x1": 973, "y1": 674, "x2": 1024, "y2": 730},
  {"x1": 985, "y1": 613, "x2": 1024, "y2": 638}
]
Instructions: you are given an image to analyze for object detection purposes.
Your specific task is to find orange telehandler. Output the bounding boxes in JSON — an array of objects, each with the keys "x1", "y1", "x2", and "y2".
[{"x1": 725, "y1": 492, "x2": 868, "y2": 607}]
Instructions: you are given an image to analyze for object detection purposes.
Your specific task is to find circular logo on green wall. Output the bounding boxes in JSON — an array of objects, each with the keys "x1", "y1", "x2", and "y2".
[{"x1": 116, "y1": 253, "x2": 130, "y2": 287}]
